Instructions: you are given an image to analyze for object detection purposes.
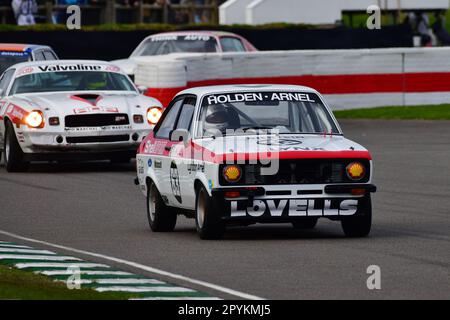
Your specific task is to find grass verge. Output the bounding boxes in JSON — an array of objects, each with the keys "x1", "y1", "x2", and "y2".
[
  {"x1": 0, "y1": 265, "x2": 132, "y2": 300},
  {"x1": 333, "y1": 105, "x2": 450, "y2": 120}
]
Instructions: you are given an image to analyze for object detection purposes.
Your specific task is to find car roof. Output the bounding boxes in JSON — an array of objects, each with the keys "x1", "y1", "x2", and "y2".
[
  {"x1": 150, "y1": 30, "x2": 241, "y2": 38},
  {"x1": 177, "y1": 84, "x2": 319, "y2": 97},
  {"x1": 0, "y1": 43, "x2": 50, "y2": 52}
]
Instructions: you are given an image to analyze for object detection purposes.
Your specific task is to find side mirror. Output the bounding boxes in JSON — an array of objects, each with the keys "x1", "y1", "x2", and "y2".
[
  {"x1": 137, "y1": 85, "x2": 148, "y2": 94},
  {"x1": 170, "y1": 129, "x2": 190, "y2": 146}
]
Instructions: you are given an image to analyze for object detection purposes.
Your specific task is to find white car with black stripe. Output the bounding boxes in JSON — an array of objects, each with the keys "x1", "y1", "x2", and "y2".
[
  {"x1": 135, "y1": 84, "x2": 376, "y2": 239},
  {"x1": 0, "y1": 60, "x2": 163, "y2": 171}
]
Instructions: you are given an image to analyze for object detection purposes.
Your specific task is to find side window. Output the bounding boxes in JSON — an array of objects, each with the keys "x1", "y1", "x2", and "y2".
[
  {"x1": 154, "y1": 98, "x2": 183, "y2": 139},
  {"x1": 0, "y1": 69, "x2": 15, "y2": 97},
  {"x1": 220, "y1": 37, "x2": 246, "y2": 52},
  {"x1": 175, "y1": 97, "x2": 196, "y2": 131},
  {"x1": 43, "y1": 50, "x2": 57, "y2": 60},
  {"x1": 34, "y1": 51, "x2": 46, "y2": 61}
]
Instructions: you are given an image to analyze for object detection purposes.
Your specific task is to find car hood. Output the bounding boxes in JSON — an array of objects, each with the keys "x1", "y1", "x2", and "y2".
[
  {"x1": 9, "y1": 91, "x2": 162, "y2": 117},
  {"x1": 192, "y1": 134, "x2": 370, "y2": 161}
]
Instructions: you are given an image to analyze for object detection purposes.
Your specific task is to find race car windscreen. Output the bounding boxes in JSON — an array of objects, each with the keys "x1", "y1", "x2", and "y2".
[
  {"x1": 132, "y1": 35, "x2": 218, "y2": 56},
  {"x1": 0, "y1": 51, "x2": 30, "y2": 74},
  {"x1": 198, "y1": 92, "x2": 340, "y2": 137},
  {"x1": 10, "y1": 71, "x2": 136, "y2": 94}
]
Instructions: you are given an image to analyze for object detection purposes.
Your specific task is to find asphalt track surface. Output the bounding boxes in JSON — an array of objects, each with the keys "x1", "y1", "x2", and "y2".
[{"x1": 0, "y1": 120, "x2": 449, "y2": 300}]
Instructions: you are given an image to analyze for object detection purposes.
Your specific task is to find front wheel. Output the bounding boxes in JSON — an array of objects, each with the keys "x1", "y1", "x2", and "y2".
[
  {"x1": 146, "y1": 181, "x2": 177, "y2": 232},
  {"x1": 195, "y1": 186, "x2": 225, "y2": 240},
  {"x1": 4, "y1": 121, "x2": 28, "y2": 172},
  {"x1": 341, "y1": 195, "x2": 372, "y2": 237}
]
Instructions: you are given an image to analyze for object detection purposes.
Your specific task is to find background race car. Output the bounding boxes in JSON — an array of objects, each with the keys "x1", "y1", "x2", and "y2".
[
  {"x1": 0, "y1": 43, "x2": 58, "y2": 75},
  {"x1": 111, "y1": 31, "x2": 257, "y2": 81},
  {"x1": 0, "y1": 60, "x2": 163, "y2": 172},
  {"x1": 135, "y1": 84, "x2": 376, "y2": 240}
]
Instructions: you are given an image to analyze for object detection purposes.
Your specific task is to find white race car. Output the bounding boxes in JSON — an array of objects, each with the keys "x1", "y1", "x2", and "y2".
[
  {"x1": 135, "y1": 85, "x2": 376, "y2": 239},
  {"x1": 0, "y1": 60, "x2": 163, "y2": 171}
]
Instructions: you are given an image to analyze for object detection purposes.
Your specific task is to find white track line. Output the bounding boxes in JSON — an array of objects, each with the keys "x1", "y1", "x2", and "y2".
[
  {"x1": 0, "y1": 254, "x2": 81, "y2": 261},
  {"x1": 54, "y1": 278, "x2": 165, "y2": 285},
  {"x1": 37, "y1": 270, "x2": 133, "y2": 276},
  {"x1": 93, "y1": 279, "x2": 166, "y2": 285},
  {"x1": 95, "y1": 286, "x2": 195, "y2": 293},
  {"x1": 15, "y1": 262, "x2": 109, "y2": 269},
  {"x1": 0, "y1": 248, "x2": 56, "y2": 255},
  {"x1": 0, "y1": 230, "x2": 264, "y2": 300},
  {"x1": 0, "y1": 244, "x2": 32, "y2": 249}
]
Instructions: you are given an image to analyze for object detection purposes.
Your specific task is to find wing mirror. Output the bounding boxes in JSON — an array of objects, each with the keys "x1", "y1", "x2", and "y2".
[
  {"x1": 137, "y1": 85, "x2": 148, "y2": 94},
  {"x1": 170, "y1": 129, "x2": 190, "y2": 147}
]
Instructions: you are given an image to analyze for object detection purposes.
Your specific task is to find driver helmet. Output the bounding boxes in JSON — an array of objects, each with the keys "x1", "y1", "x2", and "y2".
[
  {"x1": 86, "y1": 73, "x2": 107, "y2": 90},
  {"x1": 204, "y1": 105, "x2": 230, "y2": 135}
]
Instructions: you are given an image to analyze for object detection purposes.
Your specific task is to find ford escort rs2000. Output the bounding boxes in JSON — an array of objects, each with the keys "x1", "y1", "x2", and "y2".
[
  {"x1": 135, "y1": 85, "x2": 376, "y2": 239},
  {"x1": 0, "y1": 60, "x2": 163, "y2": 171}
]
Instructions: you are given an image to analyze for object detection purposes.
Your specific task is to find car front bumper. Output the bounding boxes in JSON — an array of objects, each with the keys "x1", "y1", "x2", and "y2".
[{"x1": 211, "y1": 184, "x2": 376, "y2": 222}]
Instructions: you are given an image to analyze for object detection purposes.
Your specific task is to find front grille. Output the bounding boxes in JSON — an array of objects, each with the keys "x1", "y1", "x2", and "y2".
[
  {"x1": 65, "y1": 114, "x2": 130, "y2": 128},
  {"x1": 66, "y1": 135, "x2": 130, "y2": 144},
  {"x1": 219, "y1": 159, "x2": 370, "y2": 185}
]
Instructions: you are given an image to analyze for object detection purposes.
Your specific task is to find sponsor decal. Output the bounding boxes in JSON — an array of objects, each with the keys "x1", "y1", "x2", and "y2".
[
  {"x1": 73, "y1": 106, "x2": 119, "y2": 114},
  {"x1": 143, "y1": 139, "x2": 165, "y2": 154},
  {"x1": 170, "y1": 161, "x2": 182, "y2": 204},
  {"x1": 154, "y1": 160, "x2": 162, "y2": 169},
  {"x1": 151, "y1": 35, "x2": 178, "y2": 42},
  {"x1": 208, "y1": 179, "x2": 214, "y2": 190},
  {"x1": 38, "y1": 64, "x2": 102, "y2": 72},
  {"x1": 147, "y1": 158, "x2": 153, "y2": 167},
  {"x1": 105, "y1": 65, "x2": 121, "y2": 73},
  {"x1": 17, "y1": 67, "x2": 34, "y2": 76},
  {"x1": 137, "y1": 158, "x2": 145, "y2": 174},
  {"x1": 64, "y1": 125, "x2": 132, "y2": 132},
  {"x1": 257, "y1": 137, "x2": 302, "y2": 146},
  {"x1": 230, "y1": 199, "x2": 358, "y2": 218},
  {"x1": 151, "y1": 35, "x2": 210, "y2": 42},
  {"x1": 187, "y1": 162, "x2": 205, "y2": 174},
  {"x1": 205, "y1": 92, "x2": 316, "y2": 105},
  {"x1": 1, "y1": 51, "x2": 27, "y2": 57}
]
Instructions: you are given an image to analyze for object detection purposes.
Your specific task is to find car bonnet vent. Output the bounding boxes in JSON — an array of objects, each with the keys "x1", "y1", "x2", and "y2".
[{"x1": 71, "y1": 94, "x2": 101, "y2": 104}]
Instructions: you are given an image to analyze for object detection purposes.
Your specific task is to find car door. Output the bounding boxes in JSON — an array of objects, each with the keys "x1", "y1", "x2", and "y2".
[
  {"x1": 170, "y1": 96, "x2": 197, "y2": 209},
  {"x1": 151, "y1": 97, "x2": 184, "y2": 205},
  {"x1": 0, "y1": 69, "x2": 15, "y2": 148}
]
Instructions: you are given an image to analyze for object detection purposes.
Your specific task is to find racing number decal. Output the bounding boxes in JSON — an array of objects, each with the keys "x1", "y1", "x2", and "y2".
[{"x1": 170, "y1": 161, "x2": 182, "y2": 204}]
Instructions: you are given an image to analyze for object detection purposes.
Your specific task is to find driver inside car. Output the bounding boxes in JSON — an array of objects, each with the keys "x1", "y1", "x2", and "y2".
[{"x1": 203, "y1": 105, "x2": 240, "y2": 136}]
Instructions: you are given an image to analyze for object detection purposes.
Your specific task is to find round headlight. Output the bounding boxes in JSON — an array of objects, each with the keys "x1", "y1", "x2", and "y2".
[
  {"x1": 223, "y1": 165, "x2": 242, "y2": 183},
  {"x1": 346, "y1": 162, "x2": 366, "y2": 181},
  {"x1": 24, "y1": 110, "x2": 44, "y2": 128},
  {"x1": 147, "y1": 107, "x2": 162, "y2": 125}
]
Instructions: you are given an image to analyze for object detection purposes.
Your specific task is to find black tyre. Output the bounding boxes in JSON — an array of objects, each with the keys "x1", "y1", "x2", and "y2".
[
  {"x1": 195, "y1": 186, "x2": 225, "y2": 240},
  {"x1": 341, "y1": 195, "x2": 372, "y2": 237},
  {"x1": 4, "y1": 121, "x2": 28, "y2": 172},
  {"x1": 292, "y1": 217, "x2": 318, "y2": 229},
  {"x1": 146, "y1": 181, "x2": 177, "y2": 232}
]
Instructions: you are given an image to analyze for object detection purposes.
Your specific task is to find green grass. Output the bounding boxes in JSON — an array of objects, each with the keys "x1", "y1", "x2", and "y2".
[
  {"x1": 334, "y1": 104, "x2": 450, "y2": 120},
  {"x1": 0, "y1": 265, "x2": 132, "y2": 300}
]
